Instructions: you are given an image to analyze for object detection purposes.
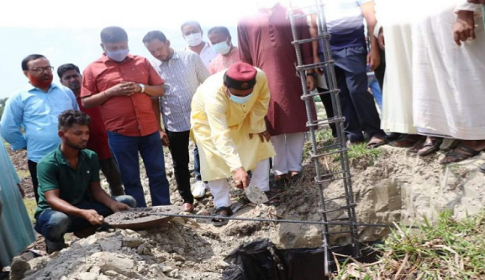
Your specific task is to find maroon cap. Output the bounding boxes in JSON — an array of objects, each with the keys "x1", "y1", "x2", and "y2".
[{"x1": 224, "y1": 62, "x2": 257, "y2": 90}]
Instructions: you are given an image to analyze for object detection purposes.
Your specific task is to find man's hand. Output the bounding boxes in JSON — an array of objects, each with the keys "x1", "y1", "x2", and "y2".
[
  {"x1": 232, "y1": 167, "x2": 250, "y2": 189},
  {"x1": 454, "y1": 10, "x2": 476, "y2": 46},
  {"x1": 378, "y1": 28, "x2": 385, "y2": 50},
  {"x1": 313, "y1": 56, "x2": 324, "y2": 76},
  {"x1": 17, "y1": 184, "x2": 25, "y2": 198},
  {"x1": 468, "y1": 0, "x2": 485, "y2": 4},
  {"x1": 110, "y1": 201, "x2": 131, "y2": 213},
  {"x1": 106, "y1": 82, "x2": 138, "y2": 97},
  {"x1": 249, "y1": 130, "x2": 271, "y2": 143},
  {"x1": 160, "y1": 130, "x2": 170, "y2": 147},
  {"x1": 82, "y1": 209, "x2": 104, "y2": 225},
  {"x1": 367, "y1": 48, "x2": 380, "y2": 71},
  {"x1": 306, "y1": 75, "x2": 316, "y2": 91}
]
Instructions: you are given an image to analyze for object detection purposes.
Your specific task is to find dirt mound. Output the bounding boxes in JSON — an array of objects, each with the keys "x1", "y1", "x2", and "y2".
[
  {"x1": 10, "y1": 142, "x2": 485, "y2": 279},
  {"x1": 12, "y1": 205, "x2": 284, "y2": 280}
]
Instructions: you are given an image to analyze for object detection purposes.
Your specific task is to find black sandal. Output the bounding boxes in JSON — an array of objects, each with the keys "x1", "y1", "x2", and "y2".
[
  {"x1": 271, "y1": 177, "x2": 288, "y2": 192},
  {"x1": 440, "y1": 144, "x2": 482, "y2": 165},
  {"x1": 264, "y1": 191, "x2": 281, "y2": 206},
  {"x1": 366, "y1": 135, "x2": 388, "y2": 149},
  {"x1": 417, "y1": 137, "x2": 443, "y2": 156},
  {"x1": 289, "y1": 172, "x2": 303, "y2": 183},
  {"x1": 211, "y1": 206, "x2": 233, "y2": 227}
]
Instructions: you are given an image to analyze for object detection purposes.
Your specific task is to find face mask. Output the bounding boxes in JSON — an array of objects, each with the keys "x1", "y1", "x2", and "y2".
[
  {"x1": 106, "y1": 48, "x2": 130, "y2": 62},
  {"x1": 230, "y1": 92, "x2": 253, "y2": 104},
  {"x1": 212, "y1": 40, "x2": 231, "y2": 55},
  {"x1": 27, "y1": 72, "x2": 53, "y2": 89},
  {"x1": 185, "y1": 33, "x2": 203, "y2": 47}
]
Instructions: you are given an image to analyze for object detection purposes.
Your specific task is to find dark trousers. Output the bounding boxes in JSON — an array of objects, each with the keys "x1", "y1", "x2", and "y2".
[
  {"x1": 332, "y1": 46, "x2": 385, "y2": 141},
  {"x1": 166, "y1": 130, "x2": 194, "y2": 204},
  {"x1": 99, "y1": 157, "x2": 124, "y2": 196},
  {"x1": 193, "y1": 145, "x2": 202, "y2": 181},
  {"x1": 318, "y1": 87, "x2": 337, "y2": 138},
  {"x1": 28, "y1": 160, "x2": 39, "y2": 203},
  {"x1": 35, "y1": 195, "x2": 136, "y2": 252},
  {"x1": 107, "y1": 131, "x2": 170, "y2": 207},
  {"x1": 374, "y1": 48, "x2": 386, "y2": 91}
]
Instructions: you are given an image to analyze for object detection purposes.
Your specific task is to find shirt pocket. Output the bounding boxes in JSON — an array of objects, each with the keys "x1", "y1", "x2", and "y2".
[
  {"x1": 28, "y1": 98, "x2": 50, "y2": 116},
  {"x1": 127, "y1": 69, "x2": 149, "y2": 84}
]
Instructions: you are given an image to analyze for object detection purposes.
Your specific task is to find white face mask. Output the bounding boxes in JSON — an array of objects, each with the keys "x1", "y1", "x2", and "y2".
[
  {"x1": 185, "y1": 33, "x2": 203, "y2": 47},
  {"x1": 106, "y1": 48, "x2": 129, "y2": 62},
  {"x1": 212, "y1": 40, "x2": 231, "y2": 55},
  {"x1": 230, "y1": 92, "x2": 253, "y2": 104}
]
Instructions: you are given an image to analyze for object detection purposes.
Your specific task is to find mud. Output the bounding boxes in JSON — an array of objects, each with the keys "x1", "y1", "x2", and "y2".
[{"x1": 105, "y1": 206, "x2": 182, "y2": 225}]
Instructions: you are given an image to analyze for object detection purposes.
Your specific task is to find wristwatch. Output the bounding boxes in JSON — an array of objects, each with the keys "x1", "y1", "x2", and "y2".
[{"x1": 139, "y1": 83, "x2": 145, "y2": 93}]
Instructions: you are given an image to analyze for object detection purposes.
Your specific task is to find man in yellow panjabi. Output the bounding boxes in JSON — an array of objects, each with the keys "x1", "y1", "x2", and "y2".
[{"x1": 191, "y1": 62, "x2": 275, "y2": 226}]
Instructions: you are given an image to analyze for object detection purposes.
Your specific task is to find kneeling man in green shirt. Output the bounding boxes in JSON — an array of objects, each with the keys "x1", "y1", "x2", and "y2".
[{"x1": 34, "y1": 110, "x2": 136, "y2": 253}]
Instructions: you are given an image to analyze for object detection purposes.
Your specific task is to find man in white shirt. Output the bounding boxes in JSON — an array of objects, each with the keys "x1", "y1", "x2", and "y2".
[{"x1": 181, "y1": 21, "x2": 218, "y2": 69}]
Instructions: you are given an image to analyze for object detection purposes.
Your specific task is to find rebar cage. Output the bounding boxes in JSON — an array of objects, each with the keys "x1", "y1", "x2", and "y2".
[{"x1": 286, "y1": 0, "x2": 360, "y2": 274}]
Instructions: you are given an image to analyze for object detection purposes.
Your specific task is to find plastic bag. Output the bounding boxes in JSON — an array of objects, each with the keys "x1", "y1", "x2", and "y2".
[{"x1": 223, "y1": 239, "x2": 326, "y2": 280}]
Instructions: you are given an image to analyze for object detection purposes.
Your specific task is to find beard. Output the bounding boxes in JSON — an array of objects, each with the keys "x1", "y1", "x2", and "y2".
[
  {"x1": 27, "y1": 72, "x2": 53, "y2": 89},
  {"x1": 65, "y1": 138, "x2": 87, "y2": 150},
  {"x1": 69, "y1": 81, "x2": 81, "y2": 92}
]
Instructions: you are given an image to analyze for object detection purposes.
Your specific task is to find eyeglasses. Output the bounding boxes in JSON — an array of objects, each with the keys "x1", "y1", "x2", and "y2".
[{"x1": 28, "y1": 66, "x2": 54, "y2": 74}]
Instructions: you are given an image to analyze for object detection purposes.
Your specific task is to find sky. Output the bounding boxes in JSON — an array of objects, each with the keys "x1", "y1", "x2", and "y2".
[{"x1": 0, "y1": 0, "x2": 267, "y2": 99}]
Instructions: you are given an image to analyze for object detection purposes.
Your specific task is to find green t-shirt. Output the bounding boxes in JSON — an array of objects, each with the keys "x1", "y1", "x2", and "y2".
[{"x1": 35, "y1": 146, "x2": 100, "y2": 218}]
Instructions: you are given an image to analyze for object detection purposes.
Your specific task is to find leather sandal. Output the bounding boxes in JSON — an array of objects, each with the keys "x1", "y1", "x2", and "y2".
[
  {"x1": 390, "y1": 134, "x2": 423, "y2": 148},
  {"x1": 366, "y1": 135, "x2": 388, "y2": 149},
  {"x1": 407, "y1": 137, "x2": 426, "y2": 154},
  {"x1": 264, "y1": 191, "x2": 281, "y2": 206},
  {"x1": 417, "y1": 137, "x2": 442, "y2": 156},
  {"x1": 182, "y1": 202, "x2": 194, "y2": 213},
  {"x1": 440, "y1": 144, "x2": 483, "y2": 165}
]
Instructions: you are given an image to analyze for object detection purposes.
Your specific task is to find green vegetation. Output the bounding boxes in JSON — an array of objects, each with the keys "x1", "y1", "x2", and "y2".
[
  {"x1": 344, "y1": 142, "x2": 381, "y2": 163},
  {"x1": 17, "y1": 170, "x2": 30, "y2": 179},
  {"x1": 333, "y1": 211, "x2": 485, "y2": 279},
  {"x1": 23, "y1": 198, "x2": 37, "y2": 223},
  {"x1": 304, "y1": 129, "x2": 382, "y2": 164}
]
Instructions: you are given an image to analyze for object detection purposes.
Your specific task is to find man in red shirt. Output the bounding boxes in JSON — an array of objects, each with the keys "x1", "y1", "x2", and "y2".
[
  {"x1": 57, "y1": 63, "x2": 124, "y2": 196},
  {"x1": 81, "y1": 26, "x2": 170, "y2": 207}
]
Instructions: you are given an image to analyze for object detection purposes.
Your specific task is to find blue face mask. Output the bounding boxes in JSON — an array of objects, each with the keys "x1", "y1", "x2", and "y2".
[
  {"x1": 230, "y1": 92, "x2": 253, "y2": 104},
  {"x1": 212, "y1": 40, "x2": 231, "y2": 55},
  {"x1": 106, "y1": 48, "x2": 130, "y2": 62}
]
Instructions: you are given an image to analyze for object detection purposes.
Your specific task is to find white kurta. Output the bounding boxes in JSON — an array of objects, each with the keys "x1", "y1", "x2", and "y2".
[
  {"x1": 413, "y1": 0, "x2": 485, "y2": 139},
  {"x1": 376, "y1": 0, "x2": 417, "y2": 134}
]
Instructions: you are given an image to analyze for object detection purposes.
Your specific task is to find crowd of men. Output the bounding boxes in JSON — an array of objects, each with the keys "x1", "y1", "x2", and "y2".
[{"x1": 1, "y1": 0, "x2": 485, "y2": 268}]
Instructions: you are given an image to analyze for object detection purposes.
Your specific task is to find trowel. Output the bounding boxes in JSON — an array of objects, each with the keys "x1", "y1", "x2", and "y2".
[{"x1": 244, "y1": 185, "x2": 269, "y2": 204}]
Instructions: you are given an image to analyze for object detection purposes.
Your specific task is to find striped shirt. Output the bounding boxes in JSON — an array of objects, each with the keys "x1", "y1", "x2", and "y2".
[{"x1": 151, "y1": 50, "x2": 210, "y2": 132}]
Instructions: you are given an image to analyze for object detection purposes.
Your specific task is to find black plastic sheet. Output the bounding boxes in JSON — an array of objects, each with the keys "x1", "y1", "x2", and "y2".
[{"x1": 223, "y1": 239, "x2": 326, "y2": 280}]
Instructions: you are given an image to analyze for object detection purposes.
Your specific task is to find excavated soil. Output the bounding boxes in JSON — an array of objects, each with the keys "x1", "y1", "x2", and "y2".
[{"x1": 7, "y1": 141, "x2": 485, "y2": 279}]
